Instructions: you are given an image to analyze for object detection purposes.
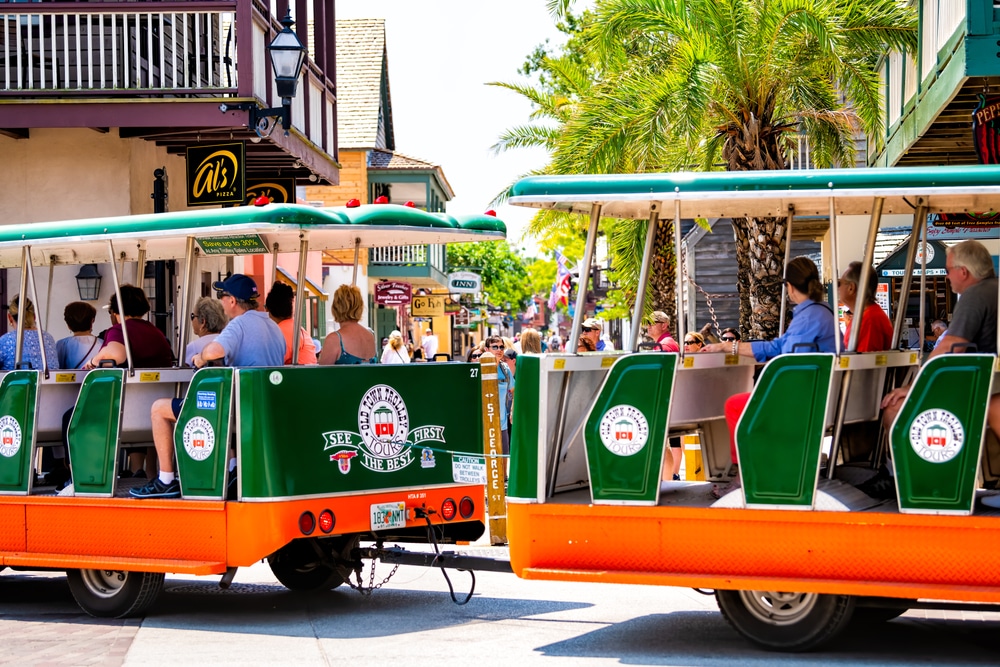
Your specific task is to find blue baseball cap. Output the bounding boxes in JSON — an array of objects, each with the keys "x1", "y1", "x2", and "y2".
[{"x1": 213, "y1": 274, "x2": 259, "y2": 301}]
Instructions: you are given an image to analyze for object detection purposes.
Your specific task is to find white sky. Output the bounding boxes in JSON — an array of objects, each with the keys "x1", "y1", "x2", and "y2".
[{"x1": 335, "y1": 0, "x2": 570, "y2": 257}]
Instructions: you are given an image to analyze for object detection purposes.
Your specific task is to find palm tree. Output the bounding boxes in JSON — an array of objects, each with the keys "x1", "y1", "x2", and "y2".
[{"x1": 549, "y1": 0, "x2": 917, "y2": 338}]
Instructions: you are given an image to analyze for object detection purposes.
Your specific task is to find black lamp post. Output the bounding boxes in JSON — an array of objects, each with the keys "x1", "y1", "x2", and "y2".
[
  {"x1": 75, "y1": 264, "x2": 102, "y2": 301},
  {"x1": 219, "y1": 11, "x2": 306, "y2": 136}
]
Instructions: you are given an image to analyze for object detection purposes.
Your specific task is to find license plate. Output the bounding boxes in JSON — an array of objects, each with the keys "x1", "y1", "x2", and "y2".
[{"x1": 370, "y1": 501, "x2": 407, "y2": 531}]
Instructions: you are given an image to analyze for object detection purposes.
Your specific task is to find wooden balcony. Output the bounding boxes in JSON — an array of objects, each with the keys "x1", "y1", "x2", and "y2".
[
  {"x1": 0, "y1": 0, "x2": 338, "y2": 183},
  {"x1": 368, "y1": 244, "x2": 449, "y2": 289}
]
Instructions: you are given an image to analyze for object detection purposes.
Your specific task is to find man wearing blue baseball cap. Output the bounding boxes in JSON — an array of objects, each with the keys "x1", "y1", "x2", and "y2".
[{"x1": 133, "y1": 273, "x2": 285, "y2": 498}]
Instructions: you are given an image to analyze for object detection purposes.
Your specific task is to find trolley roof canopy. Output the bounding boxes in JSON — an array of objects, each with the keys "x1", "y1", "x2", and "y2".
[
  {"x1": 0, "y1": 204, "x2": 506, "y2": 268},
  {"x1": 509, "y1": 165, "x2": 1000, "y2": 221}
]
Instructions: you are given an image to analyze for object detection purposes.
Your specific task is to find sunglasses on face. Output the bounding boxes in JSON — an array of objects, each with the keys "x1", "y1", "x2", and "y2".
[
  {"x1": 190, "y1": 313, "x2": 198, "y2": 321},
  {"x1": 488, "y1": 344, "x2": 503, "y2": 350},
  {"x1": 684, "y1": 339, "x2": 701, "y2": 345},
  {"x1": 721, "y1": 335, "x2": 737, "y2": 342},
  {"x1": 582, "y1": 326, "x2": 597, "y2": 332}
]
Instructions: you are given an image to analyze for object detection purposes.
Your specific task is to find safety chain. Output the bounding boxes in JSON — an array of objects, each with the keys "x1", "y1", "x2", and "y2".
[
  {"x1": 345, "y1": 541, "x2": 399, "y2": 597},
  {"x1": 680, "y1": 247, "x2": 727, "y2": 339}
]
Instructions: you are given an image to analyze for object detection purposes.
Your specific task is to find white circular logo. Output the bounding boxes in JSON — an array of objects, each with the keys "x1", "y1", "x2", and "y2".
[
  {"x1": 598, "y1": 405, "x2": 649, "y2": 456},
  {"x1": 182, "y1": 417, "x2": 216, "y2": 462},
  {"x1": 358, "y1": 385, "x2": 410, "y2": 458},
  {"x1": 0, "y1": 415, "x2": 21, "y2": 458},
  {"x1": 916, "y1": 242, "x2": 935, "y2": 265},
  {"x1": 269, "y1": 371, "x2": 283, "y2": 385},
  {"x1": 909, "y1": 409, "x2": 964, "y2": 464}
]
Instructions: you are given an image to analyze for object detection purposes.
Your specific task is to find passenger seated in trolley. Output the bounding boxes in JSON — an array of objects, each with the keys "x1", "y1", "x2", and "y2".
[
  {"x1": 135, "y1": 274, "x2": 285, "y2": 499},
  {"x1": 318, "y1": 285, "x2": 377, "y2": 365},
  {"x1": 0, "y1": 295, "x2": 58, "y2": 370},
  {"x1": 265, "y1": 281, "x2": 318, "y2": 365},
  {"x1": 837, "y1": 261, "x2": 893, "y2": 353},
  {"x1": 700, "y1": 257, "x2": 838, "y2": 496}
]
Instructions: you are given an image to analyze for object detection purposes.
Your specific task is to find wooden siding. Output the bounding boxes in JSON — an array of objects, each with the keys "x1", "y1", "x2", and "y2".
[{"x1": 304, "y1": 149, "x2": 367, "y2": 206}]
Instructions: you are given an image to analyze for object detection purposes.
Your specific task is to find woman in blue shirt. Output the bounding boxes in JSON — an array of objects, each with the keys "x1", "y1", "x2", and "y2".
[{"x1": 700, "y1": 257, "x2": 837, "y2": 496}]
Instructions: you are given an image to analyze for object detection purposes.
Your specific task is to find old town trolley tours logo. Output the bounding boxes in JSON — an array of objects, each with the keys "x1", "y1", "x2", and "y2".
[
  {"x1": 182, "y1": 417, "x2": 215, "y2": 462},
  {"x1": 908, "y1": 409, "x2": 965, "y2": 463},
  {"x1": 322, "y1": 384, "x2": 447, "y2": 474},
  {"x1": 0, "y1": 415, "x2": 22, "y2": 458},
  {"x1": 598, "y1": 404, "x2": 649, "y2": 456}
]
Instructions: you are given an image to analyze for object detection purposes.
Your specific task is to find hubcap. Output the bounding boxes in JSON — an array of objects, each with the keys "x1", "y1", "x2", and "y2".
[
  {"x1": 738, "y1": 590, "x2": 818, "y2": 626},
  {"x1": 79, "y1": 569, "x2": 129, "y2": 599}
]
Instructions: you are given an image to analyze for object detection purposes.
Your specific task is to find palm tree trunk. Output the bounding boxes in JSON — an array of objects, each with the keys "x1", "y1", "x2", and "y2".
[
  {"x1": 649, "y1": 215, "x2": 676, "y2": 329},
  {"x1": 745, "y1": 216, "x2": 786, "y2": 340},
  {"x1": 731, "y1": 218, "x2": 752, "y2": 336}
]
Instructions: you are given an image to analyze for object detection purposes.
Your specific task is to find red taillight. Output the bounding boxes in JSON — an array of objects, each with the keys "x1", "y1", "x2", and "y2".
[
  {"x1": 440, "y1": 498, "x2": 456, "y2": 521},
  {"x1": 459, "y1": 496, "x2": 475, "y2": 519},
  {"x1": 346, "y1": 198, "x2": 361, "y2": 208},
  {"x1": 318, "y1": 509, "x2": 335, "y2": 534},
  {"x1": 299, "y1": 511, "x2": 316, "y2": 535}
]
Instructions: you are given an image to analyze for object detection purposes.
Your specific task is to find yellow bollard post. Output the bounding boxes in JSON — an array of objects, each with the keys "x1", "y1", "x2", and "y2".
[
  {"x1": 479, "y1": 353, "x2": 507, "y2": 544},
  {"x1": 683, "y1": 433, "x2": 705, "y2": 481}
]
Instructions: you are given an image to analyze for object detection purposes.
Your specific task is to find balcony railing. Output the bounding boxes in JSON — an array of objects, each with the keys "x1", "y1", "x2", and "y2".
[
  {"x1": 1, "y1": 3, "x2": 238, "y2": 94},
  {"x1": 0, "y1": 1, "x2": 337, "y2": 158},
  {"x1": 369, "y1": 245, "x2": 446, "y2": 272}
]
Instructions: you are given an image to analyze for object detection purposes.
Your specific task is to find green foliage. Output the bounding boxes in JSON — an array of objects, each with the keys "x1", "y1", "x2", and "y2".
[
  {"x1": 493, "y1": 0, "x2": 917, "y2": 332},
  {"x1": 447, "y1": 241, "x2": 533, "y2": 311},
  {"x1": 525, "y1": 257, "x2": 557, "y2": 297}
]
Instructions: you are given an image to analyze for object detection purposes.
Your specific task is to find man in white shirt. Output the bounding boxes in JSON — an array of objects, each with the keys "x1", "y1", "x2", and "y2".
[{"x1": 421, "y1": 328, "x2": 438, "y2": 361}]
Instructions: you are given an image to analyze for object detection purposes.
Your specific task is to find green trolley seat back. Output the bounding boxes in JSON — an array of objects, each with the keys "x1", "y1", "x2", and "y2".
[
  {"x1": 583, "y1": 354, "x2": 676, "y2": 505},
  {"x1": 67, "y1": 369, "x2": 124, "y2": 497},
  {"x1": 736, "y1": 353, "x2": 835, "y2": 509},
  {"x1": 508, "y1": 355, "x2": 541, "y2": 501},
  {"x1": 890, "y1": 354, "x2": 994, "y2": 515},
  {"x1": 174, "y1": 368, "x2": 233, "y2": 500},
  {"x1": 0, "y1": 370, "x2": 39, "y2": 494}
]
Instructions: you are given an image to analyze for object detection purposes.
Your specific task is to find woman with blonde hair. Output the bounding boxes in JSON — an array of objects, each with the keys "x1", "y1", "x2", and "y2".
[
  {"x1": 319, "y1": 285, "x2": 377, "y2": 365},
  {"x1": 0, "y1": 295, "x2": 58, "y2": 370},
  {"x1": 520, "y1": 328, "x2": 542, "y2": 354},
  {"x1": 381, "y1": 329, "x2": 411, "y2": 364}
]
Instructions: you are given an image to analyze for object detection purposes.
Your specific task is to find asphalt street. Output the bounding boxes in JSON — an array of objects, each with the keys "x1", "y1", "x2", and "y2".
[{"x1": 2, "y1": 543, "x2": 1000, "y2": 667}]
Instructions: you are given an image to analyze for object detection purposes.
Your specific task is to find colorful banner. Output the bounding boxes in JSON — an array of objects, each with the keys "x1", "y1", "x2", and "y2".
[
  {"x1": 548, "y1": 250, "x2": 571, "y2": 310},
  {"x1": 973, "y1": 94, "x2": 1000, "y2": 165}
]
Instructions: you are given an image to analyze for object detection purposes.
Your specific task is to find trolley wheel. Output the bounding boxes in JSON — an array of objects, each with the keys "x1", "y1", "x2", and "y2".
[
  {"x1": 268, "y1": 539, "x2": 347, "y2": 592},
  {"x1": 66, "y1": 569, "x2": 164, "y2": 618},
  {"x1": 851, "y1": 597, "x2": 912, "y2": 624},
  {"x1": 716, "y1": 589, "x2": 855, "y2": 652}
]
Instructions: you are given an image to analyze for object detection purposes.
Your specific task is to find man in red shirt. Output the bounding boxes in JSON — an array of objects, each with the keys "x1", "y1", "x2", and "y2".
[
  {"x1": 838, "y1": 262, "x2": 893, "y2": 352},
  {"x1": 648, "y1": 311, "x2": 680, "y2": 352}
]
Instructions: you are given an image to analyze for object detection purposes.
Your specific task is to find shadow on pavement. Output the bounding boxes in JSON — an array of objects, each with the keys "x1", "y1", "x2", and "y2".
[{"x1": 536, "y1": 611, "x2": 1000, "y2": 665}]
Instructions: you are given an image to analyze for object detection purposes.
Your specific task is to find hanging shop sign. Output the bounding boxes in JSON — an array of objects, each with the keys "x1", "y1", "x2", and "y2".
[
  {"x1": 447, "y1": 271, "x2": 481, "y2": 294},
  {"x1": 374, "y1": 281, "x2": 412, "y2": 306},
  {"x1": 186, "y1": 142, "x2": 245, "y2": 206},
  {"x1": 973, "y1": 94, "x2": 1000, "y2": 164},
  {"x1": 244, "y1": 177, "x2": 296, "y2": 205},
  {"x1": 411, "y1": 295, "x2": 445, "y2": 317}
]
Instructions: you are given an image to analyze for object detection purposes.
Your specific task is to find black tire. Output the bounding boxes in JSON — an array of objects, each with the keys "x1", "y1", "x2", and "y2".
[
  {"x1": 851, "y1": 597, "x2": 912, "y2": 625},
  {"x1": 66, "y1": 569, "x2": 164, "y2": 618},
  {"x1": 716, "y1": 589, "x2": 856, "y2": 652},
  {"x1": 268, "y1": 538, "x2": 349, "y2": 591}
]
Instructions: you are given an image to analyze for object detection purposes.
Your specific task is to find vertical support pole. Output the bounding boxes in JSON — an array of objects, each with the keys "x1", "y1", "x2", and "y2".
[
  {"x1": 673, "y1": 199, "x2": 685, "y2": 357},
  {"x1": 106, "y1": 241, "x2": 133, "y2": 374},
  {"x1": 270, "y1": 242, "x2": 279, "y2": 287},
  {"x1": 628, "y1": 205, "x2": 660, "y2": 352},
  {"x1": 918, "y1": 211, "x2": 928, "y2": 360},
  {"x1": 291, "y1": 234, "x2": 309, "y2": 365},
  {"x1": 892, "y1": 201, "x2": 927, "y2": 349},
  {"x1": 569, "y1": 204, "x2": 602, "y2": 352},
  {"x1": 24, "y1": 256, "x2": 48, "y2": 376},
  {"x1": 351, "y1": 237, "x2": 361, "y2": 286},
  {"x1": 480, "y1": 354, "x2": 506, "y2": 544},
  {"x1": 778, "y1": 206, "x2": 795, "y2": 334},
  {"x1": 13, "y1": 246, "x2": 29, "y2": 370},
  {"x1": 829, "y1": 198, "x2": 841, "y2": 356},
  {"x1": 177, "y1": 237, "x2": 199, "y2": 369}
]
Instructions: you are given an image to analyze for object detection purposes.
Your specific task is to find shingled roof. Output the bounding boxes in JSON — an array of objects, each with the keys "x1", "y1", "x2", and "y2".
[
  {"x1": 336, "y1": 19, "x2": 393, "y2": 150},
  {"x1": 368, "y1": 149, "x2": 455, "y2": 199}
]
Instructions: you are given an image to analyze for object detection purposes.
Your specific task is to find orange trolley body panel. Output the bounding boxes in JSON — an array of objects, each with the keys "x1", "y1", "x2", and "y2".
[
  {"x1": 507, "y1": 503, "x2": 1000, "y2": 603},
  {"x1": 0, "y1": 484, "x2": 484, "y2": 574}
]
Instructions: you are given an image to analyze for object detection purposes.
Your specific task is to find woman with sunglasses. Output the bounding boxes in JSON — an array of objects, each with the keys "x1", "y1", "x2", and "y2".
[
  {"x1": 484, "y1": 335, "x2": 514, "y2": 454},
  {"x1": 683, "y1": 332, "x2": 705, "y2": 352},
  {"x1": 184, "y1": 296, "x2": 228, "y2": 366},
  {"x1": 700, "y1": 256, "x2": 837, "y2": 497}
]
